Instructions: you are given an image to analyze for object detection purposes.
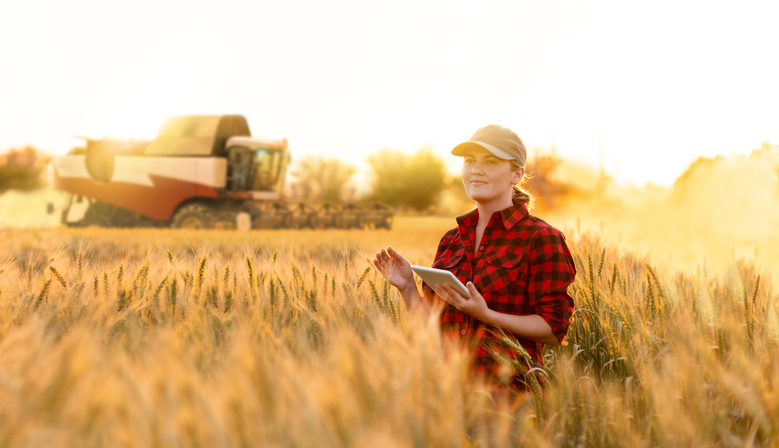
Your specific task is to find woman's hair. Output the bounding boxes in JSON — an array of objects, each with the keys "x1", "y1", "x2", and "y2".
[{"x1": 510, "y1": 160, "x2": 534, "y2": 210}]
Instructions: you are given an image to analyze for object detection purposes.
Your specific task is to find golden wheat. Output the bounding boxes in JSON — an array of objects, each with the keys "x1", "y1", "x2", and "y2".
[{"x1": 0, "y1": 217, "x2": 776, "y2": 447}]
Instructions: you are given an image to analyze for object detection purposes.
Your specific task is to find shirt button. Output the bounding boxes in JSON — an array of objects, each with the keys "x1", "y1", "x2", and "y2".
[
  {"x1": 479, "y1": 245, "x2": 484, "y2": 251},
  {"x1": 461, "y1": 329, "x2": 466, "y2": 334}
]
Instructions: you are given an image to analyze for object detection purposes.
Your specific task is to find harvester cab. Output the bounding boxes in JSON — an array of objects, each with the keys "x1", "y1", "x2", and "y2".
[{"x1": 225, "y1": 136, "x2": 290, "y2": 195}]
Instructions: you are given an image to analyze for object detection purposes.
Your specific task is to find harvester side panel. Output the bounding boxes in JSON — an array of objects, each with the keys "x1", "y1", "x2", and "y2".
[{"x1": 54, "y1": 156, "x2": 226, "y2": 220}]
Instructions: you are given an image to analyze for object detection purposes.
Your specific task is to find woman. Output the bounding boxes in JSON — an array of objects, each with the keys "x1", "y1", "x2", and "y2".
[{"x1": 373, "y1": 124, "x2": 576, "y2": 391}]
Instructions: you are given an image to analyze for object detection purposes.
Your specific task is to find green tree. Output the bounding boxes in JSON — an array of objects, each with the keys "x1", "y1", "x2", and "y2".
[
  {"x1": 290, "y1": 156, "x2": 357, "y2": 202},
  {"x1": 368, "y1": 147, "x2": 447, "y2": 211},
  {"x1": 0, "y1": 146, "x2": 50, "y2": 193}
]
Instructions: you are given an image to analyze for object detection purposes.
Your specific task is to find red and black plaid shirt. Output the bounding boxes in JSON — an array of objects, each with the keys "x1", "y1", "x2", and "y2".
[{"x1": 422, "y1": 201, "x2": 576, "y2": 388}]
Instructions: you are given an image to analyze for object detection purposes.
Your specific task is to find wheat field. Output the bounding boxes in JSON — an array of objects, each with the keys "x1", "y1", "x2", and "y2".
[{"x1": 0, "y1": 217, "x2": 776, "y2": 447}]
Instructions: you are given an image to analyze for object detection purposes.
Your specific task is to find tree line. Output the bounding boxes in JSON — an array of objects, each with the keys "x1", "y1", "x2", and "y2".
[
  {"x1": 0, "y1": 146, "x2": 50, "y2": 193},
  {"x1": 288, "y1": 148, "x2": 451, "y2": 212}
]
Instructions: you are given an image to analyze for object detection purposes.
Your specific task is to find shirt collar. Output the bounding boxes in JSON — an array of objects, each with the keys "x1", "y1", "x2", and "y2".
[{"x1": 456, "y1": 201, "x2": 529, "y2": 230}]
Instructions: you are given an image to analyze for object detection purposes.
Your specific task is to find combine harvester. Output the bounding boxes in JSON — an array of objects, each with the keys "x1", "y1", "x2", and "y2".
[{"x1": 51, "y1": 115, "x2": 393, "y2": 230}]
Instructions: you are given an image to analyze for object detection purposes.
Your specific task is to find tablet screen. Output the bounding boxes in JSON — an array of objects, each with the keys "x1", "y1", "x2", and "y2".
[{"x1": 410, "y1": 265, "x2": 471, "y2": 298}]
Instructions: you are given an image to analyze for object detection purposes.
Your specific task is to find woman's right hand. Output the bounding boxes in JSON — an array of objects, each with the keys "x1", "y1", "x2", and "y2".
[{"x1": 372, "y1": 246, "x2": 415, "y2": 292}]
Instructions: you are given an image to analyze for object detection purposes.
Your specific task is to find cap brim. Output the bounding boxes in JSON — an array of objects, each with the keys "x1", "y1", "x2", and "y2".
[{"x1": 451, "y1": 141, "x2": 514, "y2": 160}]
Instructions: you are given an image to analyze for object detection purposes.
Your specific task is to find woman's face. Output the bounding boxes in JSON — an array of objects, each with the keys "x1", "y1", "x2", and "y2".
[{"x1": 461, "y1": 147, "x2": 524, "y2": 204}]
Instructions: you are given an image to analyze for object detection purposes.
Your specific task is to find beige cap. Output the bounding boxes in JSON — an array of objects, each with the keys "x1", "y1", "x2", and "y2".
[{"x1": 451, "y1": 124, "x2": 527, "y2": 167}]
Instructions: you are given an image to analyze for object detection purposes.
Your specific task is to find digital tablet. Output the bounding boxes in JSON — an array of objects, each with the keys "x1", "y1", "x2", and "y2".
[{"x1": 410, "y1": 265, "x2": 471, "y2": 298}]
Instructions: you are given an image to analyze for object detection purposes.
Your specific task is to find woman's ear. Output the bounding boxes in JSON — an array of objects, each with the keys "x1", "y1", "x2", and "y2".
[{"x1": 513, "y1": 167, "x2": 525, "y2": 184}]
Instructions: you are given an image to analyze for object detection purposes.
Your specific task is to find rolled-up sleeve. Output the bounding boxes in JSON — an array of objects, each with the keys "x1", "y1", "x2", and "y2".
[{"x1": 526, "y1": 227, "x2": 576, "y2": 343}]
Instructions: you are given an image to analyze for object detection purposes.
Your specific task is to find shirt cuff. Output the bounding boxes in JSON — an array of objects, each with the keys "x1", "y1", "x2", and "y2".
[{"x1": 530, "y1": 294, "x2": 574, "y2": 343}]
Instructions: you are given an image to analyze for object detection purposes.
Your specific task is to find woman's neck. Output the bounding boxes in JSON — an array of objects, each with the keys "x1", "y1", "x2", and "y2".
[{"x1": 475, "y1": 195, "x2": 514, "y2": 225}]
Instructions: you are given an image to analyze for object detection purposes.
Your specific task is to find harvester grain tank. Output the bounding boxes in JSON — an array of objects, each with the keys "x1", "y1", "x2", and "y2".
[{"x1": 51, "y1": 115, "x2": 393, "y2": 229}]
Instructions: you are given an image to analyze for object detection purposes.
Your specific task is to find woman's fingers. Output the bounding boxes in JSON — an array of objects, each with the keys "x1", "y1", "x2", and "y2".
[
  {"x1": 375, "y1": 247, "x2": 400, "y2": 266},
  {"x1": 387, "y1": 247, "x2": 410, "y2": 268},
  {"x1": 435, "y1": 284, "x2": 461, "y2": 308},
  {"x1": 375, "y1": 249, "x2": 390, "y2": 262},
  {"x1": 373, "y1": 247, "x2": 399, "y2": 278},
  {"x1": 373, "y1": 246, "x2": 413, "y2": 285}
]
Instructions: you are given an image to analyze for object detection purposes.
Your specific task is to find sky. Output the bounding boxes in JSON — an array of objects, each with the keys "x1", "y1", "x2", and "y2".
[{"x1": 1, "y1": 0, "x2": 778, "y2": 186}]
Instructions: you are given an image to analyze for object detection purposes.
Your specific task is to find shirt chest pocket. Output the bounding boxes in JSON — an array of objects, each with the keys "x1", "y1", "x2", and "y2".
[{"x1": 480, "y1": 250, "x2": 527, "y2": 296}]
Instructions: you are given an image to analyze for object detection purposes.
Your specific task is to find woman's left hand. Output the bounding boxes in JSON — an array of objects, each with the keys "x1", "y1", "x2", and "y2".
[{"x1": 434, "y1": 282, "x2": 492, "y2": 322}]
